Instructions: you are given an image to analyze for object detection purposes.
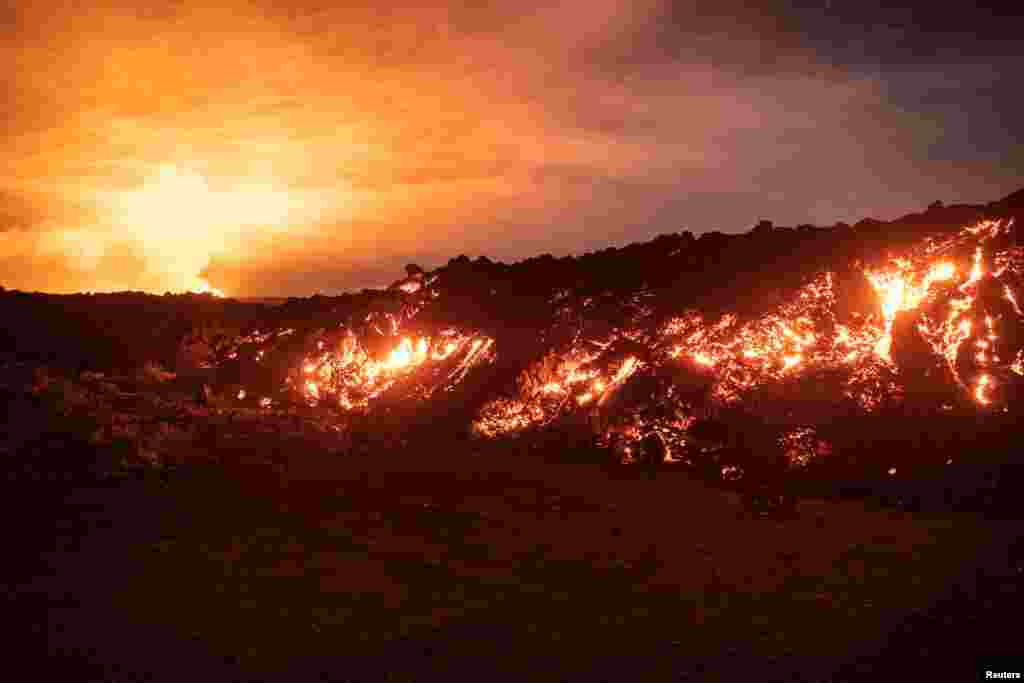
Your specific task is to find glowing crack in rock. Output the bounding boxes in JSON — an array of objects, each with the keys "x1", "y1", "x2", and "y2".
[{"x1": 975, "y1": 373, "x2": 994, "y2": 405}]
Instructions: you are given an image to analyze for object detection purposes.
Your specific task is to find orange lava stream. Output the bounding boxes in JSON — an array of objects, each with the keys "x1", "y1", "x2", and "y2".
[
  {"x1": 298, "y1": 325, "x2": 495, "y2": 410},
  {"x1": 224, "y1": 218, "x2": 1020, "y2": 457},
  {"x1": 476, "y1": 218, "x2": 1023, "y2": 441}
]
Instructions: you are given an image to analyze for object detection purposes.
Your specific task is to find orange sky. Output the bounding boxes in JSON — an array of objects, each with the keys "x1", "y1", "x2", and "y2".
[{"x1": 1, "y1": 0, "x2": 1020, "y2": 295}]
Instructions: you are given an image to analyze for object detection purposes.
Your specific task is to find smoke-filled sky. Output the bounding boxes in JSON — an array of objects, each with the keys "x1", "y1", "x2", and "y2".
[{"x1": 1, "y1": 1, "x2": 1021, "y2": 296}]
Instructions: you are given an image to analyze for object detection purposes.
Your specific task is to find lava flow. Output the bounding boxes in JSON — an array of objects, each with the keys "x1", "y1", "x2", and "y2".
[
  {"x1": 214, "y1": 217, "x2": 1022, "y2": 468},
  {"x1": 297, "y1": 329, "x2": 495, "y2": 410},
  {"x1": 218, "y1": 273, "x2": 495, "y2": 413},
  {"x1": 475, "y1": 218, "x2": 1022, "y2": 462}
]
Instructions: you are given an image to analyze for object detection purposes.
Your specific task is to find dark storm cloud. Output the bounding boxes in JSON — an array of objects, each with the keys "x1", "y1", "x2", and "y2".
[{"x1": 787, "y1": 1, "x2": 1024, "y2": 66}]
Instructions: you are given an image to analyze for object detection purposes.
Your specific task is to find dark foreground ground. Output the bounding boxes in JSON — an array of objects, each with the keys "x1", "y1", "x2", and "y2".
[{"x1": 4, "y1": 381, "x2": 1023, "y2": 682}]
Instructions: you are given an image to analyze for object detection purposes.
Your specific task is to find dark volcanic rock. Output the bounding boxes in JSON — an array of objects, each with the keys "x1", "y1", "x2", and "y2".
[
  {"x1": 891, "y1": 310, "x2": 936, "y2": 374},
  {"x1": 891, "y1": 310, "x2": 953, "y2": 410},
  {"x1": 176, "y1": 336, "x2": 215, "y2": 372},
  {"x1": 834, "y1": 264, "x2": 882, "y2": 325},
  {"x1": 992, "y1": 187, "x2": 1024, "y2": 211},
  {"x1": 640, "y1": 431, "x2": 667, "y2": 465}
]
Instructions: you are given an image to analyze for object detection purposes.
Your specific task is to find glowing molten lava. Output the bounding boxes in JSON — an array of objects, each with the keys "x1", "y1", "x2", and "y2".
[
  {"x1": 475, "y1": 218, "x2": 1023, "y2": 454},
  {"x1": 975, "y1": 373, "x2": 994, "y2": 405},
  {"x1": 218, "y1": 217, "x2": 1020, "y2": 465},
  {"x1": 296, "y1": 328, "x2": 494, "y2": 410},
  {"x1": 866, "y1": 260, "x2": 956, "y2": 360},
  {"x1": 187, "y1": 276, "x2": 226, "y2": 298}
]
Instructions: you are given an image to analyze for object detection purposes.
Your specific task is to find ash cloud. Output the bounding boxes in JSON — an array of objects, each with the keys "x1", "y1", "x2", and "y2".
[{"x1": 0, "y1": 0, "x2": 1020, "y2": 295}]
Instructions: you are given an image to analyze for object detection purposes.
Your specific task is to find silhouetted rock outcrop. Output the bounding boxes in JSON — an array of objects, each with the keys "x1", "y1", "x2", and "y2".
[{"x1": 992, "y1": 187, "x2": 1024, "y2": 211}]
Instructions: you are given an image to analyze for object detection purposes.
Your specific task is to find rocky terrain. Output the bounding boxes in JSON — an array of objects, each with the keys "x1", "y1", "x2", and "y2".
[{"x1": 3, "y1": 188, "x2": 1024, "y2": 680}]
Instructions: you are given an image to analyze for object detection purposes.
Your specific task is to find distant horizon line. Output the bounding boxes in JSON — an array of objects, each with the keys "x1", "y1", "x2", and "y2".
[{"x1": 3, "y1": 185, "x2": 1019, "y2": 299}]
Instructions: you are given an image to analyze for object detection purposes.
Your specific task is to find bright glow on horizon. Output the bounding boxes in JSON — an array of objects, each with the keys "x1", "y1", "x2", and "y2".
[{"x1": 54, "y1": 163, "x2": 334, "y2": 296}]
